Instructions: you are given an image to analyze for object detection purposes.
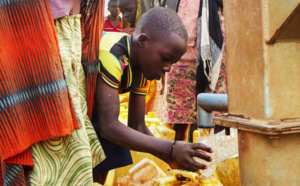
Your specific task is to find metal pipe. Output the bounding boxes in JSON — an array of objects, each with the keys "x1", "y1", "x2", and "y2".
[
  {"x1": 197, "y1": 93, "x2": 228, "y2": 112},
  {"x1": 197, "y1": 93, "x2": 228, "y2": 128}
]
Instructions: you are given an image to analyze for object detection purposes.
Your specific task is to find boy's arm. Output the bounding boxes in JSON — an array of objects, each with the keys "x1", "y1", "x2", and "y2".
[
  {"x1": 96, "y1": 76, "x2": 212, "y2": 171},
  {"x1": 96, "y1": 75, "x2": 169, "y2": 160},
  {"x1": 127, "y1": 93, "x2": 153, "y2": 136}
]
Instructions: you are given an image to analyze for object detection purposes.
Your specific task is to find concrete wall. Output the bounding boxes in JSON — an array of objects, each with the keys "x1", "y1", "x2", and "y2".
[
  {"x1": 238, "y1": 131, "x2": 300, "y2": 185},
  {"x1": 224, "y1": 0, "x2": 300, "y2": 120}
]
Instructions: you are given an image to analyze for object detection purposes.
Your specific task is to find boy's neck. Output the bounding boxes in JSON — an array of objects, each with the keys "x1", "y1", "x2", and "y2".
[{"x1": 129, "y1": 35, "x2": 139, "y2": 68}]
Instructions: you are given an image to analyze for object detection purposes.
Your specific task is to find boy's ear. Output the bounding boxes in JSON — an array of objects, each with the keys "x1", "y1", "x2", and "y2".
[{"x1": 137, "y1": 34, "x2": 148, "y2": 48}]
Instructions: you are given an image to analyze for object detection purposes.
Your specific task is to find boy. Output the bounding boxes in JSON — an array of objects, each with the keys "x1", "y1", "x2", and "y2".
[
  {"x1": 104, "y1": 0, "x2": 122, "y2": 32},
  {"x1": 94, "y1": 7, "x2": 212, "y2": 178}
]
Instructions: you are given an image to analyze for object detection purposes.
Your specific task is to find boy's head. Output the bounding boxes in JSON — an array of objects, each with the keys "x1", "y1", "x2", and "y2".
[
  {"x1": 132, "y1": 7, "x2": 188, "y2": 80},
  {"x1": 108, "y1": 0, "x2": 120, "y2": 18},
  {"x1": 119, "y1": 0, "x2": 137, "y2": 26}
]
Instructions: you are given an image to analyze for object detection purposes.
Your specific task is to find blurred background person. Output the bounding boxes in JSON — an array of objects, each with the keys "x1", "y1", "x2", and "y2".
[
  {"x1": 119, "y1": 0, "x2": 141, "y2": 34},
  {"x1": 104, "y1": 0, "x2": 122, "y2": 32}
]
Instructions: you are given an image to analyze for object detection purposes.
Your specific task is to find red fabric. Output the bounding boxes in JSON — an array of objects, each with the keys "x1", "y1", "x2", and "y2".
[
  {"x1": 0, "y1": 0, "x2": 83, "y2": 185},
  {"x1": 0, "y1": 162, "x2": 2, "y2": 185},
  {"x1": 81, "y1": 0, "x2": 105, "y2": 119},
  {"x1": 4, "y1": 149, "x2": 33, "y2": 166},
  {"x1": 103, "y1": 15, "x2": 122, "y2": 32},
  {"x1": 0, "y1": 0, "x2": 79, "y2": 167}
]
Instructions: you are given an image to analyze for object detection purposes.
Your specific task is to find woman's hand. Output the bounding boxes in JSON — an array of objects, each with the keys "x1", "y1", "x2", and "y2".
[{"x1": 169, "y1": 141, "x2": 213, "y2": 172}]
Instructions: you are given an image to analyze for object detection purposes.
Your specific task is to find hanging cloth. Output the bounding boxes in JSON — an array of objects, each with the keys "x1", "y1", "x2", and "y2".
[
  {"x1": 196, "y1": 0, "x2": 224, "y2": 93},
  {"x1": 81, "y1": 0, "x2": 105, "y2": 119},
  {"x1": 140, "y1": 0, "x2": 180, "y2": 13}
]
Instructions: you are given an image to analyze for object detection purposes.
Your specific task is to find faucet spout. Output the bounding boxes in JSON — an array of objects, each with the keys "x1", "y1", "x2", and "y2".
[{"x1": 197, "y1": 93, "x2": 228, "y2": 128}]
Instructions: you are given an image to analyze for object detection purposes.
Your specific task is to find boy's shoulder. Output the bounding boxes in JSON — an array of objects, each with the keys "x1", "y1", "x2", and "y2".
[
  {"x1": 100, "y1": 32, "x2": 129, "y2": 52},
  {"x1": 99, "y1": 32, "x2": 130, "y2": 82}
]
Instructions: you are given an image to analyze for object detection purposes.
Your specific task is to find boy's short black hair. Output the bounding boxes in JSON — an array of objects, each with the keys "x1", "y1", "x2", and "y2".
[{"x1": 135, "y1": 7, "x2": 188, "y2": 42}]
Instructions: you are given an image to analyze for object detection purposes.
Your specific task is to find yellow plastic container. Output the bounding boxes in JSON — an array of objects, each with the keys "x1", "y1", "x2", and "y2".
[
  {"x1": 154, "y1": 169, "x2": 223, "y2": 186},
  {"x1": 145, "y1": 112, "x2": 160, "y2": 126},
  {"x1": 193, "y1": 129, "x2": 200, "y2": 143},
  {"x1": 147, "y1": 112, "x2": 157, "y2": 118},
  {"x1": 117, "y1": 158, "x2": 166, "y2": 186},
  {"x1": 198, "y1": 177, "x2": 223, "y2": 186},
  {"x1": 213, "y1": 155, "x2": 240, "y2": 186},
  {"x1": 105, "y1": 112, "x2": 175, "y2": 186},
  {"x1": 106, "y1": 151, "x2": 170, "y2": 186}
]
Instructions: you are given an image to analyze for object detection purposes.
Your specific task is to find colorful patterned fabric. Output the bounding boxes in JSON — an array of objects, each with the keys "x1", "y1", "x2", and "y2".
[
  {"x1": 99, "y1": 32, "x2": 149, "y2": 95},
  {"x1": 0, "y1": 0, "x2": 79, "y2": 181},
  {"x1": 1, "y1": 162, "x2": 26, "y2": 186},
  {"x1": 103, "y1": 15, "x2": 122, "y2": 32},
  {"x1": 177, "y1": 0, "x2": 201, "y2": 47},
  {"x1": 81, "y1": 0, "x2": 105, "y2": 119},
  {"x1": 164, "y1": 65, "x2": 197, "y2": 124},
  {"x1": 26, "y1": 15, "x2": 105, "y2": 185},
  {"x1": 163, "y1": 0, "x2": 200, "y2": 124},
  {"x1": 176, "y1": 0, "x2": 200, "y2": 63}
]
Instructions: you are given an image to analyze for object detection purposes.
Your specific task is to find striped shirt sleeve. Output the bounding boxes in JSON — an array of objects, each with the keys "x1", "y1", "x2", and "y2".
[
  {"x1": 131, "y1": 80, "x2": 150, "y2": 96},
  {"x1": 99, "y1": 51, "x2": 124, "y2": 89}
]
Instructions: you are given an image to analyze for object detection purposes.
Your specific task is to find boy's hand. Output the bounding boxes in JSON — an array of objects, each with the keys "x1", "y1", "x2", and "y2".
[{"x1": 169, "y1": 141, "x2": 213, "y2": 172}]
